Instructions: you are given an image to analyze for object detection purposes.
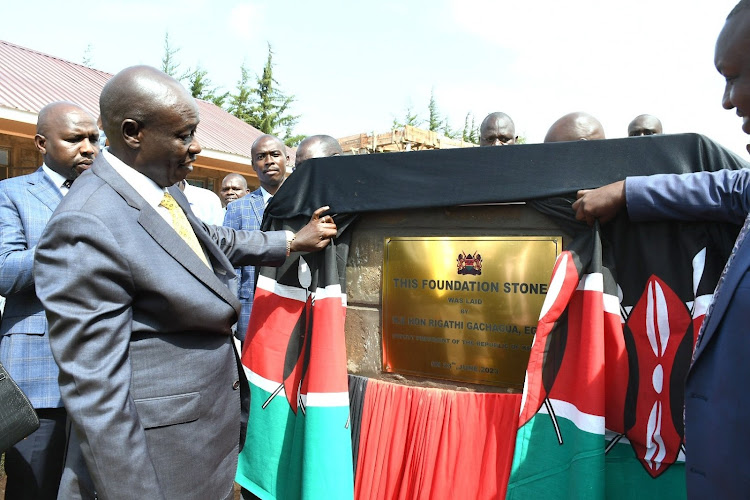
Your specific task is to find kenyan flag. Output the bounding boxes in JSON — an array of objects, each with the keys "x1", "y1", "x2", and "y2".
[
  {"x1": 505, "y1": 220, "x2": 720, "y2": 499},
  {"x1": 236, "y1": 245, "x2": 353, "y2": 499}
]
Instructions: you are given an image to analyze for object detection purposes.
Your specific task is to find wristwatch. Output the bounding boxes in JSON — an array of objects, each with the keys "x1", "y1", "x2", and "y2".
[{"x1": 285, "y1": 231, "x2": 295, "y2": 256}]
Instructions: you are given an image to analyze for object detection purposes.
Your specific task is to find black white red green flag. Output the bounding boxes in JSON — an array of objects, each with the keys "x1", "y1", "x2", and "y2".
[{"x1": 507, "y1": 217, "x2": 736, "y2": 498}]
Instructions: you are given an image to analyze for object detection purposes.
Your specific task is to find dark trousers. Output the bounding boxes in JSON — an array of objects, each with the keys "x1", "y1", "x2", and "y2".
[{"x1": 4, "y1": 407, "x2": 66, "y2": 500}]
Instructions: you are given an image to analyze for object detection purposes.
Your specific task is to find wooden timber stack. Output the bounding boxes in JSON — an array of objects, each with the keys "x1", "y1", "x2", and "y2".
[{"x1": 338, "y1": 125, "x2": 477, "y2": 154}]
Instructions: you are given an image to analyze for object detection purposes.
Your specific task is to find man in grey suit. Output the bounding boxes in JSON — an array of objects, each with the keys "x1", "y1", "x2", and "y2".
[
  {"x1": 0, "y1": 101, "x2": 99, "y2": 499},
  {"x1": 224, "y1": 134, "x2": 289, "y2": 341},
  {"x1": 33, "y1": 66, "x2": 337, "y2": 499}
]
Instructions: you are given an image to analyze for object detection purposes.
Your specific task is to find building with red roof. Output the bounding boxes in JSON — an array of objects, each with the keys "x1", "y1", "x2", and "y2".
[{"x1": 0, "y1": 40, "x2": 293, "y2": 192}]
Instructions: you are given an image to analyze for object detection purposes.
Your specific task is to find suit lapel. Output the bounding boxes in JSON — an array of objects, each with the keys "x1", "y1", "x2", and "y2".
[
  {"x1": 93, "y1": 158, "x2": 239, "y2": 310},
  {"x1": 28, "y1": 167, "x2": 62, "y2": 212},
  {"x1": 692, "y1": 237, "x2": 750, "y2": 363},
  {"x1": 251, "y1": 189, "x2": 264, "y2": 228}
]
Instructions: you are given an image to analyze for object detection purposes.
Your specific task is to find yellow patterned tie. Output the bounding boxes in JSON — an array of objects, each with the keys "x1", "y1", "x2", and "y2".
[{"x1": 159, "y1": 192, "x2": 210, "y2": 267}]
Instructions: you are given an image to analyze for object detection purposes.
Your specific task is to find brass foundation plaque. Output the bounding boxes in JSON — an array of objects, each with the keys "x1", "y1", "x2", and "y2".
[{"x1": 382, "y1": 236, "x2": 561, "y2": 388}]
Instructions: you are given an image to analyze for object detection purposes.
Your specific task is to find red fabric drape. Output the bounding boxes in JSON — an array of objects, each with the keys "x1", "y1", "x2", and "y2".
[{"x1": 355, "y1": 379, "x2": 521, "y2": 500}]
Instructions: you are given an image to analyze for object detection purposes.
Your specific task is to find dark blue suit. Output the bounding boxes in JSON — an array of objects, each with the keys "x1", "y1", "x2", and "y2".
[
  {"x1": 627, "y1": 168, "x2": 750, "y2": 499},
  {"x1": 223, "y1": 188, "x2": 265, "y2": 340}
]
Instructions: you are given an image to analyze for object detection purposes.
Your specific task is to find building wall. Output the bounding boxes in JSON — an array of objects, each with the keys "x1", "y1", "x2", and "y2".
[
  {"x1": 186, "y1": 166, "x2": 259, "y2": 194},
  {"x1": 0, "y1": 133, "x2": 42, "y2": 180},
  {"x1": 0, "y1": 133, "x2": 259, "y2": 194}
]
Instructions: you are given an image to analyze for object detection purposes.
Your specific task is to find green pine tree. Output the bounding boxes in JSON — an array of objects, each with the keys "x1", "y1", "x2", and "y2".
[
  {"x1": 392, "y1": 105, "x2": 421, "y2": 129},
  {"x1": 82, "y1": 43, "x2": 93, "y2": 67},
  {"x1": 462, "y1": 113, "x2": 472, "y2": 142},
  {"x1": 462, "y1": 112, "x2": 480, "y2": 144},
  {"x1": 188, "y1": 66, "x2": 229, "y2": 107},
  {"x1": 227, "y1": 63, "x2": 254, "y2": 123},
  {"x1": 427, "y1": 88, "x2": 442, "y2": 132},
  {"x1": 161, "y1": 33, "x2": 181, "y2": 78},
  {"x1": 442, "y1": 115, "x2": 459, "y2": 139},
  {"x1": 160, "y1": 32, "x2": 193, "y2": 83},
  {"x1": 469, "y1": 114, "x2": 479, "y2": 143},
  {"x1": 247, "y1": 44, "x2": 302, "y2": 147}
]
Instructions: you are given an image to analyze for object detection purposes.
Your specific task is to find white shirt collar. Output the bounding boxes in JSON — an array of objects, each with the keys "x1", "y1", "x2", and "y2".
[
  {"x1": 260, "y1": 186, "x2": 273, "y2": 207},
  {"x1": 103, "y1": 149, "x2": 166, "y2": 210},
  {"x1": 42, "y1": 164, "x2": 69, "y2": 195}
]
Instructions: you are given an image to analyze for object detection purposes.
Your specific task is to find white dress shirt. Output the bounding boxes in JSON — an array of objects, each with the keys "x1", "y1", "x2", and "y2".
[
  {"x1": 42, "y1": 164, "x2": 71, "y2": 196},
  {"x1": 103, "y1": 149, "x2": 173, "y2": 227},
  {"x1": 182, "y1": 182, "x2": 225, "y2": 226}
]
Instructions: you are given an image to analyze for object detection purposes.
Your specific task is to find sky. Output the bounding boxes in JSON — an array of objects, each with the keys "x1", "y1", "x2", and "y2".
[{"x1": 3, "y1": 0, "x2": 749, "y2": 157}]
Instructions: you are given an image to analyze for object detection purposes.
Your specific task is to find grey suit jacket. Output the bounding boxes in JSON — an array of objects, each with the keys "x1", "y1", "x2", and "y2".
[{"x1": 34, "y1": 155, "x2": 287, "y2": 499}]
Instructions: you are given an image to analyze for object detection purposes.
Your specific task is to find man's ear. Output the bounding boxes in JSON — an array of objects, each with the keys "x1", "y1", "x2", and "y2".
[
  {"x1": 34, "y1": 134, "x2": 47, "y2": 155},
  {"x1": 121, "y1": 119, "x2": 142, "y2": 150}
]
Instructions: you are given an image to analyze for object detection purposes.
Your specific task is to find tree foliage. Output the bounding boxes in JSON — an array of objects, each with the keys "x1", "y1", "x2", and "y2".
[
  {"x1": 427, "y1": 88, "x2": 442, "y2": 132},
  {"x1": 161, "y1": 33, "x2": 183, "y2": 79},
  {"x1": 188, "y1": 66, "x2": 229, "y2": 107},
  {"x1": 442, "y1": 118, "x2": 459, "y2": 140},
  {"x1": 82, "y1": 43, "x2": 93, "y2": 67},
  {"x1": 392, "y1": 105, "x2": 421, "y2": 129},
  {"x1": 392, "y1": 92, "x2": 470, "y2": 141},
  {"x1": 462, "y1": 112, "x2": 479, "y2": 144},
  {"x1": 227, "y1": 63, "x2": 254, "y2": 123},
  {"x1": 158, "y1": 36, "x2": 304, "y2": 145},
  {"x1": 242, "y1": 44, "x2": 302, "y2": 147}
]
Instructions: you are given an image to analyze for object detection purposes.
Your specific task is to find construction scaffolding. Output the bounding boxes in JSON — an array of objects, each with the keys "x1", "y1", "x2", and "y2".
[{"x1": 338, "y1": 125, "x2": 478, "y2": 154}]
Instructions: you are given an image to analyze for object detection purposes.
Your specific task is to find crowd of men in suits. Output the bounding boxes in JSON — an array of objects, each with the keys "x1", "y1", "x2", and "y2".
[
  {"x1": 1, "y1": 0, "x2": 750, "y2": 498},
  {"x1": 0, "y1": 74, "x2": 352, "y2": 498},
  {"x1": 0, "y1": 98, "x2": 650, "y2": 499}
]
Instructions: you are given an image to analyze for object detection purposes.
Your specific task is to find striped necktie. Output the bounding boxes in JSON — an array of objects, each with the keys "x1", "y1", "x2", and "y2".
[{"x1": 159, "y1": 192, "x2": 210, "y2": 267}]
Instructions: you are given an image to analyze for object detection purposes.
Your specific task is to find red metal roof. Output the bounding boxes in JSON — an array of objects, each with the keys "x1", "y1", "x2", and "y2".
[{"x1": 0, "y1": 40, "x2": 284, "y2": 161}]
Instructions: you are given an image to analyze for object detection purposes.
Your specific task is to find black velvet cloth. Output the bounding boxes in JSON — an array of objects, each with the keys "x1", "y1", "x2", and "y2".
[{"x1": 263, "y1": 134, "x2": 749, "y2": 226}]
